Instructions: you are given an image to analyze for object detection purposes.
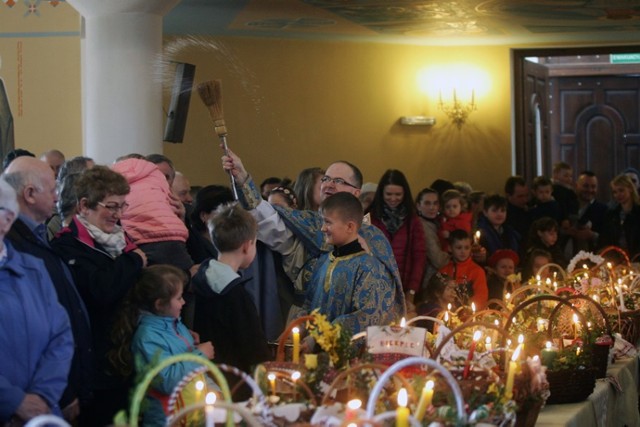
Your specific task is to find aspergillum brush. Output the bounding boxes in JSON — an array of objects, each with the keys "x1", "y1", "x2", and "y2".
[{"x1": 197, "y1": 79, "x2": 239, "y2": 200}]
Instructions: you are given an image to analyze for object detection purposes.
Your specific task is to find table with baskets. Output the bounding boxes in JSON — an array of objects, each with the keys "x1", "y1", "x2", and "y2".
[{"x1": 536, "y1": 353, "x2": 639, "y2": 427}]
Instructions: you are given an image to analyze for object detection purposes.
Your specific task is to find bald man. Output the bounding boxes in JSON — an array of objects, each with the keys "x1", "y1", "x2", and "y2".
[
  {"x1": 172, "y1": 171, "x2": 193, "y2": 205},
  {"x1": 40, "y1": 149, "x2": 65, "y2": 179},
  {"x1": 2, "y1": 156, "x2": 92, "y2": 423}
]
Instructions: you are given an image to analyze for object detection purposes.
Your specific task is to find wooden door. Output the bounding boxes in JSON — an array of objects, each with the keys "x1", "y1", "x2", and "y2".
[{"x1": 548, "y1": 75, "x2": 640, "y2": 201}]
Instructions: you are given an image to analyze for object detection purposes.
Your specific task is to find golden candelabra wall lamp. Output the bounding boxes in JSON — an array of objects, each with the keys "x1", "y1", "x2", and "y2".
[{"x1": 438, "y1": 88, "x2": 477, "y2": 129}]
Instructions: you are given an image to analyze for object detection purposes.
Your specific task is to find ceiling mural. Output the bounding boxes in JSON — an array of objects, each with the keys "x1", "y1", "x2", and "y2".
[{"x1": 165, "y1": 0, "x2": 640, "y2": 45}]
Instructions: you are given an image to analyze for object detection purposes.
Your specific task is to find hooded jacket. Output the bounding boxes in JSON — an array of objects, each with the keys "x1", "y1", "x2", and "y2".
[
  {"x1": 112, "y1": 158, "x2": 188, "y2": 244},
  {"x1": 192, "y1": 259, "x2": 271, "y2": 379}
]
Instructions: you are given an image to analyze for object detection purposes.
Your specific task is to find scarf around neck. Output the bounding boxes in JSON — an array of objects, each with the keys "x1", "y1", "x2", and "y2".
[
  {"x1": 381, "y1": 204, "x2": 407, "y2": 235},
  {"x1": 76, "y1": 214, "x2": 126, "y2": 258}
]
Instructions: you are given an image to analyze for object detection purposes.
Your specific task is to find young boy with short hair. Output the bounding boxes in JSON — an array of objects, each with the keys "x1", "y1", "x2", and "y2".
[
  {"x1": 439, "y1": 229, "x2": 488, "y2": 309},
  {"x1": 476, "y1": 194, "x2": 521, "y2": 259},
  {"x1": 530, "y1": 176, "x2": 562, "y2": 222},
  {"x1": 192, "y1": 203, "x2": 271, "y2": 399},
  {"x1": 302, "y1": 192, "x2": 399, "y2": 334}
]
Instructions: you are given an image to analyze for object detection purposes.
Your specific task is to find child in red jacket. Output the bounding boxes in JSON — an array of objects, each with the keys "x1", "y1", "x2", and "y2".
[
  {"x1": 439, "y1": 189, "x2": 473, "y2": 252},
  {"x1": 439, "y1": 229, "x2": 488, "y2": 309}
]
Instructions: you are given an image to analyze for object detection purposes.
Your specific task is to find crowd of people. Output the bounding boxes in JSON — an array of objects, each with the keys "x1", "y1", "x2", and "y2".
[{"x1": 1, "y1": 146, "x2": 639, "y2": 426}]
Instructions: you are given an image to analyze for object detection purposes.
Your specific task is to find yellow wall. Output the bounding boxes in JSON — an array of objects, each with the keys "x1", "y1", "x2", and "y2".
[
  {"x1": 0, "y1": 3, "x2": 81, "y2": 159},
  {"x1": 164, "y1": 37, "x2": 512, "y2": 195},
  {"x1": 1, "y1": 3, "x2": 513, "y2": 194}
]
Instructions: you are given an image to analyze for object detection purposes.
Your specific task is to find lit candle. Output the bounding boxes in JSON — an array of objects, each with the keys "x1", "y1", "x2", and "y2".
[
  {"x1": 474, "y1": 230, "x2": 481, "y2": 244},
  {"x1": 205, "y1": 392, "x2": 216, "y2": 427},
  {"x1": 618, "y1": 279, "x2": 626, "y2": 310},
  {"x1": 463, "y1": 330, "x2": 482, "y2": 379},
  {"x1": 505, "y1": 344, "x2": 521, "y2": 400},
  {"x1": 400, "y1": 317, "x2": 407, "y2": 327},
  {"x1": 267, "y1": 372, "x2": 276, "y2": 396},
  {"x1": 292, "y1": 327, "x2": 300, "y2": 364},
  {"x1": 540, "y1": 341, "x2": 557, "y2": 367},
  {"x1": 576, "y1": 346, "x2": 581, "y2": 356},
  {"x1": 415, "y1": 380, "x2": 434, "y2": 421},
  {"x1": 471, "y1": 302, "x2": 476, "y2": 314},
  {"x1": 518, "y1": 334, "x2": 525, "y2": 353},
  {"x1": 195, "y1": 379, "x2": 205, "y2": 401},
  {"x1": 345, "y1": 399, "x2": 362, "y2": 421},
  {"x1": 444, "y1": 310, "x2": 449, "y2": 325},
  {"x1": 396, "y1": 388, "x2": 409, "y2": 427},
  {"x1": 572, "y1": 314, "x2": 579, "y2": 340},
  {"x1": 291, "y1": 371, "x2": 301, "y2": 401},
  {"x1": 485, "y1": 336, "x2": 492, "y2": 352}
]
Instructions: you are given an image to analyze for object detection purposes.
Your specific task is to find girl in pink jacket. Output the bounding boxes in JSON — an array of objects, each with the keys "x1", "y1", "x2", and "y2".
[{"x1": 112, "y1": 158, "x2": 193, "y2": 272}]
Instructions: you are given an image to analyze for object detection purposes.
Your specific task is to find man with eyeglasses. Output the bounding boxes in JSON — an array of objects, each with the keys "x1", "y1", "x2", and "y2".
[
  {"x1": 2, "y1": 156, "x2": 92, "y2": 424},
  {"x1": 221, "y1": 148, "x2": 406, "y2": 325}
]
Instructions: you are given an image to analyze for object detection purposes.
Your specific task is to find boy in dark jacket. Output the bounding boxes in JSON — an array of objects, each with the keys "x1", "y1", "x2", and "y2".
[{"x1": 192, "y1": 203, "x2": 271, "y2": 400}]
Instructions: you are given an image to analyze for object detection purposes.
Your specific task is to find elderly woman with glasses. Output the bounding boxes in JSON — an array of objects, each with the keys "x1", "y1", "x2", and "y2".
[{"x1": 52, "y1": 166, "x2": 147, "y2": 427}]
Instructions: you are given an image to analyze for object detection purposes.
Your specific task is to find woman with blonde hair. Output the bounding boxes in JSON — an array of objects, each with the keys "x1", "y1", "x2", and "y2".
[{"x1": 599, "y1": 174, "x2": 640, "y2": 258}]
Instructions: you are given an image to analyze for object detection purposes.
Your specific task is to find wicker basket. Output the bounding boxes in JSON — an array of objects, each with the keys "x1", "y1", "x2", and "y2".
[
  {"x1": 546, "y1": 368, "x2": 597, "y2": 404},
  {"x1": 505, "y1": 295, "x2": 597, "y2": 404},
  {"x1": 548, "y1": 294, "x2": 614, "y2": 378}
]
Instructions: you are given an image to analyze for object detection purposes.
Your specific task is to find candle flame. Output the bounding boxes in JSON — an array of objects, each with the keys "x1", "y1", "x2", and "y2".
[
  {"x1": 545, "y1": 278, "x2": 551, "y2": 285},
  {"x1": 291, "y1": 371, "x2": 301, "y2": 381},
  {"x1": 607, "y1": 262, "x2": 612, "y2": 269},
  {"x1": 397, "y1": 388, "x2": 408, "y2": 407},
  {"x1": 444, "y1": 311, "x2": 449, "y2": 322},
  {"x1": 511, "y1": 344, "x2": 522, "y2": 361},
  {"x1": 205, "y1": 392, "x2": 217, "y2": 405},
  {"x1": 505, "y1": 292, "x2": 511, "y2": 300},
  {"x1": 472, "y1": 330, "x2": 482, "y2": 341},
  {"x1": 545, "y1": 341, "x2": 552, "y2": 350},
  {"x1": 471, "y1": 302, "x2": 476, "y2": 313},
  {"x1": 425, "y1": 380, "x2": 435, "y2": 391},
  {"x1": 400, "y1": 317, "x2": 406, "y2": 327},
  {"x1": 518, "y1": 334, "x2": 524, "y2": 344},
  {"x1": 195, "y1": 380, "x2": 205, "y2": 391},
  {"x1": 485, "y1": 336, "x2": 491, "y2": 344},
  {"x1": 572, "y1": 313, "x2": 579, "y2": 324},
  {"x1": 475, "y1": 231, "x2": 481, "y2": 239},
  {"x1": 447, "y1": 303, "x2": 452, "y2": 310},
  {"x1": 347, "y1": 399, "x2": 362, "y2": 410},
  {"x1": 267, "y1": 373, "x2": 276, "y2": 381},
  {"x1": 292, "y1": 326, "x2": 299, "y2": 334}
]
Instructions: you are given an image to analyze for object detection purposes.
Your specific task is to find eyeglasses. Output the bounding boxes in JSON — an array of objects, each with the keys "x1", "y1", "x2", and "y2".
[
  {"x1": 97, "y1": 201, "x2": 129, "y2": 214},
  {"x1": 320, "y1": 175, "x2": 359, "y2": 189}
]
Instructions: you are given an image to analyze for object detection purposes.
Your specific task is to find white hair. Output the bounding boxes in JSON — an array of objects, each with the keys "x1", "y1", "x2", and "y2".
[{"x1": 0, "y1": 177, "x2": 19, "y2": 219}]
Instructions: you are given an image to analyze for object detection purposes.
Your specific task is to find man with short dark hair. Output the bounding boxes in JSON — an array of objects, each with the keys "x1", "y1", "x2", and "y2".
[
  {"x1": 222, "y1": 149, "x2": 405, "y2": 325},
  {"x1": 567, "y1": 171, "x2": 608, "y2": 253},
  {"x1": 504, "y1": 175, "x2": 531, "y2": 248}
]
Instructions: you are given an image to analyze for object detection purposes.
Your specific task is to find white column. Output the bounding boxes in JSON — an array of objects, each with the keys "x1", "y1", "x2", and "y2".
[{"x1": 68, "y1": 0, "x2": 180, "y2": 164}]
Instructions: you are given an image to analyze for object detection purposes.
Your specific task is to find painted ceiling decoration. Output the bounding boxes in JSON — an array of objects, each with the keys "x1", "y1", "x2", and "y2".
[{"x1": 165, "y1": 0, "x2": 640, "y2": 46}]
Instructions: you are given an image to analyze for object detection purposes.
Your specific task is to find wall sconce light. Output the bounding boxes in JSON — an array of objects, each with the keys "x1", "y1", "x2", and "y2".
[
  {"x1": 399, "y1": 116, "x2": 436, "y2": 126},
  {"x1": 438, "y1": 89, "x2": 476, "y2": 129}
]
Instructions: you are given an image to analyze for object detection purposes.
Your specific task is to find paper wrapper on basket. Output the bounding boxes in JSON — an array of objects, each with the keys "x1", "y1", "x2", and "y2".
[{"x1": 366, "y1": 324, "x2": 426, "y2": 374}]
